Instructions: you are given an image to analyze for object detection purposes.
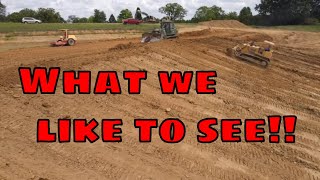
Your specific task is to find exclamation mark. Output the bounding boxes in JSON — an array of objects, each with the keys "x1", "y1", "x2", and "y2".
[
  {"x1": 268, "y1": 116, "x2": 281, "y2": 143},
  {"x1": 284, "y1": 116, "x2": 297, "y2": 143}
]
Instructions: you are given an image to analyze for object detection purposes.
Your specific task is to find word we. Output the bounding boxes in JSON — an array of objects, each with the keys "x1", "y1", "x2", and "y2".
[{"x1": 19, "y1": 68, "x2": 217, "y2": 94}]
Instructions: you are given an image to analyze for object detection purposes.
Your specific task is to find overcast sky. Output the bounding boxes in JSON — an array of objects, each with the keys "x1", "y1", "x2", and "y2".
[{"x1": 3, "y1": 0, "x2": 260, "y2": 20}]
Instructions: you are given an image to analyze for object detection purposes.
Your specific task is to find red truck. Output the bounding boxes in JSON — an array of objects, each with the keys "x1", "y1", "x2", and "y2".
[{"x1": 123, "y1": 18, "x2": 143, "y2": 25}]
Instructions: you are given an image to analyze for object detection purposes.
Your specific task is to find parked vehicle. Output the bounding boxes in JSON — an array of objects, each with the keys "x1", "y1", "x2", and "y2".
[
  {"x1": 123, "y1": 18, "x2": 142, "y2": 25},
  {"x1": 22, "y1": 17, "x2": 42, "y2": 24}
]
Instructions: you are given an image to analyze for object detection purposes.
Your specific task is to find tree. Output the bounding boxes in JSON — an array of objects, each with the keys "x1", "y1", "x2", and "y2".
[
  {"x1": 68, "y1": 16, "x2": 87, "y2": 23},
  {"x1": 67, "y1": 16, "x2": 87, "y2": 23},
  {"x1": 239, "y1": 7, "x2": 253, "y2": 25},
  {"x1": 68, "y1": 15, "x2": 78, "y2": 23},
  {"x1": 225, "y1": 11, "x2": 238, "y2": 20},
  {"x1": 0, "y1": 1, "x2": 6, "y2": 21},
  {"x1": 5, "y1": 7, "x2": 67, "y2": 23},
  {"x1": 109, "y1": 14, "x2": 116, "y2": 23},
  {"x1": 20, "y1": 8, "x2": 37, "y2": 17},
  {"x1": 88, "y1": 16, "x2": 94, "y2": 23},
  {"x1": 135, "y1": 7, "x2": 142, "y2": 20},
  {"x1": 193, "y1": 5, "x2": 225, "y2": 22},
  {"x1": 255, "y1": 0, "x2": 313, "y2": 25},
  {"x1": 311, "y1": 0, "x2": 320, "y2": 20},
  {"x1": 117, "y1": 9, "x2": 133, "y2": 22},
  {"x1": 6, "y1": 8, "x2": 37, "y2": 22},
  {"x1": 36, "y1": 8, "x2": 64, "y2": 23},
  {"x1": 159, "y1": 3, "x2": 187, "y2": 20},
  {"x1": 78, "y1": 17, "x2": 88, "y2": 23},
  {"x1": 7, "y1": 12, "x2": 21, "y2": 22},
  {"x1": 93, "y1": 9, "x2": 106, "y2": 23}
]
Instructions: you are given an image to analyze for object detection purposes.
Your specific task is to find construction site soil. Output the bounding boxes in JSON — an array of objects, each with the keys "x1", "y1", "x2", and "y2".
[
  {"x1": 0, "y1": 22, "x2": 319, "y2": 179},
  {"x1": 200, "y1": 20, "x2": 249, "y2": 29}
]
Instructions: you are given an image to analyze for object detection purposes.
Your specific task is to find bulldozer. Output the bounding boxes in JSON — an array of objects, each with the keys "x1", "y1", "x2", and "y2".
[
  {"x1": 50, "y1": 29, "x2": 77, "y2": 47},
  {"x1": 227, "y1": 40, "x2": 275, "y2": 67},
  {"x1": 141, "y1": 20, "x2": 178, "y2": 43}
]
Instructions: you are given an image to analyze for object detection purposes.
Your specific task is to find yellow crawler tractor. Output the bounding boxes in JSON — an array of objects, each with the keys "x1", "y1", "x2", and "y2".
[{"x1": 227, "y1": 41, "x2": 275, "y2": 67}]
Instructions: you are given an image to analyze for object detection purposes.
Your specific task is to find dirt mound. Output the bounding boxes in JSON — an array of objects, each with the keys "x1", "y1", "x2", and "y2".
[
  {"x1": 232, "y1": 32, "x2": 274, "y2": 42},
  {"x1": 180, "y1": 28, "x2": 273, "y2": 44},
  {"x1": 200, "y1": 20, "x2": 248, "y2": 28},
  {"x1": 181, "y1": 29, "x2": 212, "y2": 37},
  {"x1": 109, "y1": 42, "x2": 137, "y2": 51}
]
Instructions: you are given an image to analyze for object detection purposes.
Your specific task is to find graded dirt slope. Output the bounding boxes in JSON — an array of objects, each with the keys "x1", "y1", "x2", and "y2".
[
  {"x1": 0, "y1": 27, "x2": 319, "y2": 180},
  {"x1": 200, "y1": 20, "x2": 249, "y2": 28}
]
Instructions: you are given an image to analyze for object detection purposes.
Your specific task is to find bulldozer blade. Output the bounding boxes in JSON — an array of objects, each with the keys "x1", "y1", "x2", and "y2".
[
  {"x1": 226, "y1": 48, "x2": 235, "y2": 57},
  {"x1": 141, "y1": 31, "x2": 162, "y2": 43},
  {"x1": 141, "y1": 35, "x2": 161, "y2": 43}
]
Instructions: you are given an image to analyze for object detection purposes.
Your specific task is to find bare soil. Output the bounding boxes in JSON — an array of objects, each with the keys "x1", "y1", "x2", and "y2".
[
  {"x1": 0, "y1": 23, "x2": 319, "y2": 180},
  {"x1": 200, "y1": 20, "x2": 249, "y2": 29}
]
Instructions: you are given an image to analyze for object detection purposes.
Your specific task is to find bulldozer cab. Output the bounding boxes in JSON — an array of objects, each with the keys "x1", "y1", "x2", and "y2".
[
  {"x1": 141, "y1": 20, "x2": 178, "y2": 43},
  {"x1": 263, "y1": 40, "x2": 274, "y2": 51},
  {"x1": 160, "y1": 20, "x2": 177, "y2": 38},
  {"x1": 258, "y1": 41, "x2": 275, "y2": 59}
]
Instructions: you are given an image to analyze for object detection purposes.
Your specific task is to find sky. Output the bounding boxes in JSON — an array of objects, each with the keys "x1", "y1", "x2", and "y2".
[{"x1": 2, "y1": 0, "x2": 261, "y2": 20}]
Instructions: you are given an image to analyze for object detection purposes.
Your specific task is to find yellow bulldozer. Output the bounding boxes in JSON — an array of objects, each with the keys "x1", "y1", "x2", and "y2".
[{"x1": 227, "y1": 40, "x2": 275, "y2": 67}]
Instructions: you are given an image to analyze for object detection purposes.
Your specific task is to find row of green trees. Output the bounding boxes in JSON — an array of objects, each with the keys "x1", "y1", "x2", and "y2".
[
  {"x1": 254, "y1": 0, "x2": 320, "y2": 25},
  {"x1": 166, "y1": 1, "x2": 319, "y2": 25},
  {"x1": 68, "y1": 9, "x2": 134, "y2": 23},
  {"x1": 0, "y1": 1, "x2": 5, "y2": 21},
  {"x1": 0, "y1": 1, "x2": 319, "y2": 25},
  {"x1": 5, "y1": 8, "x2": 64, "y2": 23},
  {"x1": 190, "y1": 5, "x2": 252, "y2": 24}
]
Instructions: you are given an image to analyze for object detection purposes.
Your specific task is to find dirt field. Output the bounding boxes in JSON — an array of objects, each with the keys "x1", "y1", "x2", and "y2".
[{"x1": 0, "y1": 22, "x2": 319, "y2": 180}]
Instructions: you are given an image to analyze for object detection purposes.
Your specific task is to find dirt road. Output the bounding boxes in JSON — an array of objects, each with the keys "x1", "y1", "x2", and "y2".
[{"x1": 0, "y1": 24, "x2": 319, "y2": 180}]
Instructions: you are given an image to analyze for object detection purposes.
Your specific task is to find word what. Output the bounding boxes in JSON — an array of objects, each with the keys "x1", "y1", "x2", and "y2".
[{"x1": 19, "y1": 67, "x2": 217, "y2": 94}]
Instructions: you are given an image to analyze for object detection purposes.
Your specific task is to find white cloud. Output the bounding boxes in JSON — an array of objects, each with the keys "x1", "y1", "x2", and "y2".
[{"x1": 3, "y1": 0, "x2": 260, "y2": 19}]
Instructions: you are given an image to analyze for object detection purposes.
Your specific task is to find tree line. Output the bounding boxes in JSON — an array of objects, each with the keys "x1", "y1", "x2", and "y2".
[
  {"x1": 0, "y1": 1, "x2": 319, "y2": 25},
  {"x1": 186, "y1": 0, "x2": 319, "y2": 25},
  {"x1": 67, "y1": 9, "x2": 135, "y2": 23}
]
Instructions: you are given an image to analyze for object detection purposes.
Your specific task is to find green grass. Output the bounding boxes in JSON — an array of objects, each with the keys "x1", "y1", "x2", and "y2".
[
  {"x1": 0, "y1": 22, "x2": 196, "y2": 34},
  {"x1": 0, "y1": 23, "x2": 159, "y2": 33},
  {"x1": 255, "y1": 24, "x2": 320, "y2": 32}
]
